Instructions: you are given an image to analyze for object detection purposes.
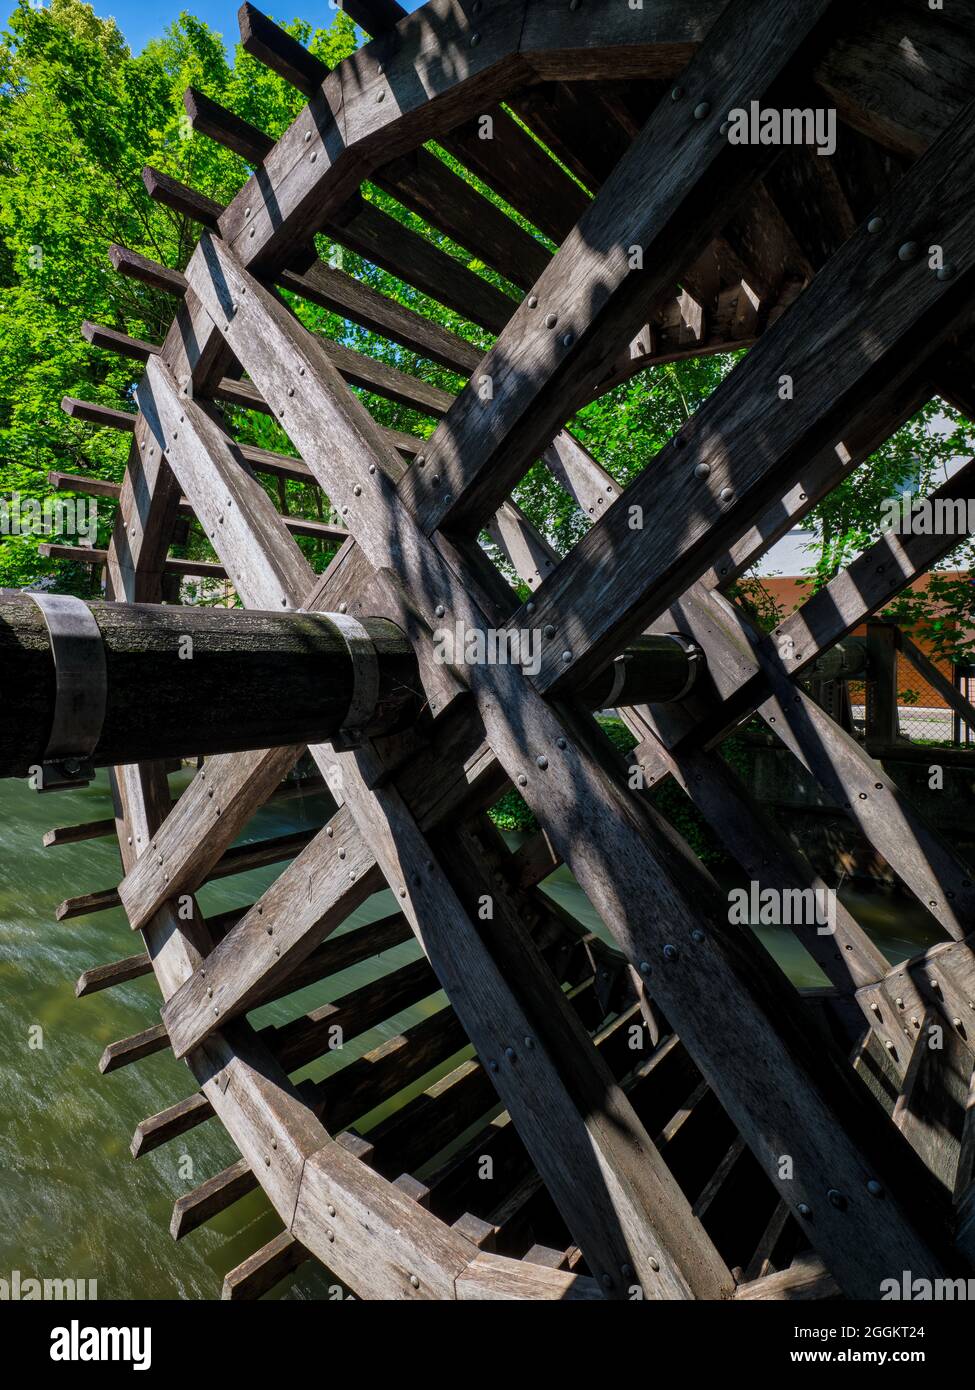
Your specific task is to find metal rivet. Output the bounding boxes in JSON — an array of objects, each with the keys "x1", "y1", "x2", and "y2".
[
  {"x1": 694, "y1": 101, "x2": 711, "y2": 119},
  {"x1": 368, "y1": 463, "x2": 376, "y2": 474},
  {"x1": 898, "y1": 241, "x2": 919, "y2": 262},
  {"x1": 469, "y1": 32, "x2": 480, "y2": 46},
  {"x1": 719, "y1": 486, "x2": 734, "y2": 502},
  {"x1": 867, "y1": 216, "x2": 884, "y2": 234},
  {"x1": 431, "y1": 473, "x2": 441, "y2": 485},
  {"x1": 536, "y1": 755, "x2": 548, "y2": 769},
  {"x1": 543, "y1": 624, "x2": 556, "y2": 639},
  {"x1": 663, "y1": 944, "x2": 679, "y2": 962},
  {"x1": 827, "y1": 1188, "x2": 847, "y2": 1210},
  {"x1": 527, "y1": 295, "x2": 538, "y2": 308},
  {"x1": 544, "y1": 313, "x2": 558, "y2": 328},
  {"x1": 517, "y1": 774, "x2": 527, "y2": 786},
  {"x1": 353, "y1": 485, "x2": 361, "y2": 496},
  {"x1": 895, "y1": 996, "x2": 904, "y2": 1007},
  {"x1": 525, "y1": 601, "x2": 535, "y2": 615},
  {"x1": 866, "y1": 1179, "x2": 884, "y2": 1197},
  {"x1": 376, "y1": 89, "x2": 385, "y2": 102},
  {"x1": 671, "y1": 86, "x2": 684, "y2": 101},
  {"x1": 327, "y1": 1204, "x2": 336, "y2": 1217},
  {"x1": 399, "y1": 888, "x2": 407, "y2": 898},
  {"x1": 264, "y1": 1155, "x2": 271, "y2": 1166},
  {"x1": 694, "y1": 462, "x2": 710, "y2": 479},
  {"x1": 561, "y1": 650, "x2": 572, "y2": 662},
  {"x1": 327, "y1": 1229, "x2": 334, "y2": 1242},
  {"x1": 649, "y1": 1257, "x2": 660, "y2": 1272},
  {"x1": 409, "y1": 1274, "x2": 419, "y2": 1288},
  {"x1": 797, "y1": 1203, "x2": 812, "y2": 1217},
  {"x1": 556, "y1": 737, "x2": 567, "y2": 750},
  {"x1": 505, "y1": 1046, "x2": 516, "y2": 1061},
  {"x1": 884, "y1": 1039, "x2": 895, "y2": 1051},
  {"x1": 691, "y1": 929, "x2": 705, "y2": 943},
  {"x1": 435, "y1": 604, "x2": 445, "y2": 617},
  {"x1": 719, "y1": 121, "x2": 729, "y2": 135},
  {"x1": 524, "y1": 1036, "x2": 534, "y2": 1048},
  {"x1": 639, "y1": 961, "x2": 651, "y2": 975},
  {"x1": 488, "y1": 1059, "x2": 498, "y2": 1072},
  {"x1": 561, "y1": 333, "x2": 574, "y2": 348},
  {"x1": 870, "y1": 1002, "x2": 880, "y2": 1015}
]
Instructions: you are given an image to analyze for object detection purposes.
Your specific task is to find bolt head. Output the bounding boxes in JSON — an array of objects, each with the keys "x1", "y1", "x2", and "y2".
[
  {"x1": 866, "y1": 1179, "x2": 884, "y2": 1197},
  {"x1": 691, "y1": 929, "x2": 705, "y2": 944},
  {"x1": 867, "y1": 216, "x2": 884, "y2": 234},
  {"x1": 797, "y1": 1203, "x2": 812, "y2": 1218},
  {"x1": 694, "y1": 101, "x2": 711, "y2": 120},
  {"x1": 649, "y1": 1257, "x2": 660, "y2": 1272},
  {"x1": 827, "y1": 1188, "x2": 847, "y2": 1210},
  {"x1": 409, "y1": 1274, "x2": 419, "y2": 1288},
  {"x1": 719, "y1": 486, "x2": 734, "y2": 503},
  {"x1": 543, "y1": 624, "x2": 556, "y2": 639},
  {"x1": 517, "y1": 774, "x2": 527, "y2": 786},
  {"x1": 561, "y1": 650, "x2": 572, "y2": 663},
  {"x1": 561, "y1": 333, "x2": 574, "y2": 348},
  {"x1": 671, "y1": 86, "x2": 684, "y2": 101},
  {"x1": 938, "y1": 264, "x2": 955, "y2": 281},
  {"x1": 544, "y1": 313, "x2": 558, "y2": 329},
  {"x1": 639, "y1": 961, "x2": 651, "y2": 974},
  {"x1": 556, "y1": 737, "x2": 567, "y2": 750},
  {"x1": 662, "y1": 944, "x2": 679, "y2": 962},
  {"x1": 527, "y1": 295, "x2": 538, "y2": 308},
  {"x1": 694, "y1": 462, "x2": 710, "y2": 479},
  {"x1": 898, "y1": 241, "x2": 919, "y2": 262},
  {"x1": 434, "y1": 604, "x2": 445, "y2": 618},
  {"x1": 536, "y1": 755, "x2": 548, "y2": 769}
]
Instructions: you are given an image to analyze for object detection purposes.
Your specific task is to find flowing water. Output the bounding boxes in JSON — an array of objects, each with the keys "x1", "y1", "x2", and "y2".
[{"x1": 0, "y1": 771, "x2": 942, "y2": 1299}]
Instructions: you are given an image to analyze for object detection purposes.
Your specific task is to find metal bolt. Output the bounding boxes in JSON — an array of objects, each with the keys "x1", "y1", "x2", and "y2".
[
  {"x1": 938, "y1": 264, "x2": 955, "y2": 281},
  {"x1": 434, "y1": 604, "x2": 445, "y2": 618},
  {"x1": 561, "y1": 333, "x2": 574, "y2": 348},
  {"x1": 327, "y1": 1205, "x2": 336, "y2": 1217},
  {"x1": 517, "y1": 774, "x2": 527, "y2": 786},
  {"x1": 561, "y1": 650, "x2": 572, "y2": 663},
  {"x1": 827, "y1": 1188, "x2": 847, "y2": 1210},
  {"x1": 376, "y1": 89, "x2": 385, "y2": 102},
  {"x1": 870, "y1": 1002, "x2": 880, "y2": 1015},
  {"x1": 469, "y1": 31, "x2": 480, "y2": 46},
  {"x1": 671, "y1": 86, "x2": 684, "y2": 101},
  {"x1": 953, "y1": 1017, "x2": 963, "y2": 1028},
  {"x1": 649, "y1": 1257, "x2": 660, "y2": 1272},
  {"x1": 505, "y1": 1046, "x2": 516, "y2": 1061},
  {"x1": 488, "y1": 1059, "x2": 498, "y2": 1072},
  {"x1": 639, "y1": 961, "x2": 651, "y2": 975},
  {"x1": 662, "y1": 944, "x2": 679, "y2": 962},
  {"x1": 524, "y1": 1036, "x2": 534, "y2": 1049},
  {"x1": 527, "y1": 295, "x2": 538, "y2": 308},
  {"x1": 327, "y1": 1229, "x2": 334, "y2": 1242},
  {"x1": 543, "y1": 624, "x2": 556, "y2": 639},
  {"x1": 867, "y1": 216, "x2": 884, "y2": 234},
  {"x1": 797, "y1": 1203, "x2": 812, "y2": 1217},
  {"x1": 694, "y1": 462, "x2": 710, "y2": 479},
  {"x1": 694, "y1": 101, "x2": 711, "y2": 119},
  {"x1": 895, "y1": 997, "x2": 903, "y2": 1007},
  {"x1": 556, "y1": 737, "x2": 567, "y2": 750},
  {"x1": 719, "y1": 486, "x2": 734, "y2": 503},
  {"x1": 536, "y1": 755, "x2": 548, "y2": 769},
  {"x1": 898, "y1": 241, "x2": 919, "y2": 262},
  {"x1": 545, "y1": 313, "x2": 558, "y2": 328},
  {"x1": 884, "y1": 1039, "x2": 895, "y2": 1051},
  {"x1": 409, "y1": 1274, "x2": 419, "y2": 1288},
  {"x1": 431, "y1": 473, "x2": 440, "y2": 486},
  {"x1": 353, "y1": 484, "x2": 361, "y2": 496},
  {"x1": 691, "y1": 929, "x2": 705, "y2": 944},
  {"x1": 866, "y1": 1179, "x2": 884, "y2": 1197}
]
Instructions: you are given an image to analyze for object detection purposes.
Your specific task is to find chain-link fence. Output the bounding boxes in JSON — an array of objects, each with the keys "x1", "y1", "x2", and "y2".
[{"x1": 847, "y1": 659, "x2": 975, "y2": 745}]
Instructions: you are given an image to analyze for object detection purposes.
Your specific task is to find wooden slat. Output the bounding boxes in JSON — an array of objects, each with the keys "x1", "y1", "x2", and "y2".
[
  {"x1": 75, "y1": 951, "x2": 152, "y2": 997},
  {"x1": 222, "y1": 1230, "x2": 309, "y2": 1300},
  {"x1": 171, "y1": 1158, "x2": 256, "y2": 1240}
]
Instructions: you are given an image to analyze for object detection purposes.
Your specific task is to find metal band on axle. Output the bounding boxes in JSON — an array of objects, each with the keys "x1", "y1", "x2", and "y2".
[
  {"x1": 25, "y1": 592, "x2": 107, "y2": 760},
  {"x1": 328, "y1": 611, "x2": 380, "y2": 737}
]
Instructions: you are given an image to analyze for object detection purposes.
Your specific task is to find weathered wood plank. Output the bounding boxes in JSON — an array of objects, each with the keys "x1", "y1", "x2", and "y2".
[{"x1": 221, "y1": 1230, "x2": 309, "y2": 1300}]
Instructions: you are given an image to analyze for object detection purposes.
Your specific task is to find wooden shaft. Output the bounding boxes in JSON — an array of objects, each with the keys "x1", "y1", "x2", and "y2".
[
  {"x1": 0, "y1": 595, "x2": 703, "y2": 776},
  {"x1": 0, "y1": 595, "x2": 421, "y2": 776}
]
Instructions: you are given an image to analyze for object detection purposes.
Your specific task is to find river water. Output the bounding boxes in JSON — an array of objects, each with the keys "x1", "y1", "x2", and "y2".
[{"x1": 0, "y1": 770, "x2": 940, "y2": 1299}]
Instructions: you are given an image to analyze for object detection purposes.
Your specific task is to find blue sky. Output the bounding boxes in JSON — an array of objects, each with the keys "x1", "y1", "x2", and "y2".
[{"x1": 85, "y1": 0, "x2": 424, "y2": 55}]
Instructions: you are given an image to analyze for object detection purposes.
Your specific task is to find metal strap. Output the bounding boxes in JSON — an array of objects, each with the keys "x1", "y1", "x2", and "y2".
[
  {"x1": 663, "y1": 634, "x2": 702, "y2": 702},
  {"x1": 328, "y1": 612, "x2": 380, "y2": 736},
  {"x1": 605, "y1": 654, "x2": 630, "y2": 708},
  {"x1": 26, "y1": 593, "x2": 107, "y2": 759}
]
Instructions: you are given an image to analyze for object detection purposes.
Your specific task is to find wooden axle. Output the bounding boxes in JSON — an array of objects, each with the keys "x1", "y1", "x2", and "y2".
[{"x1": 0, "y1": 594, "x2": 702, "y2": 776}]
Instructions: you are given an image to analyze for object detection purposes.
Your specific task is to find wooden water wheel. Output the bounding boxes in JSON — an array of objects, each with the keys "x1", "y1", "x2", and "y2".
[{"x1": 17, "y1": 0, "x2": 975, "y2": 1299}]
